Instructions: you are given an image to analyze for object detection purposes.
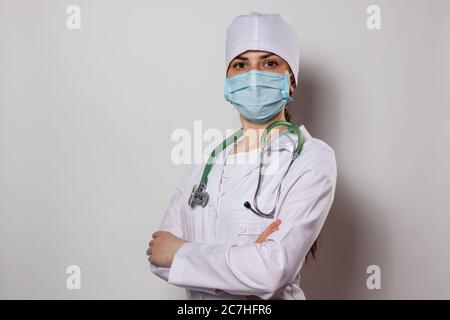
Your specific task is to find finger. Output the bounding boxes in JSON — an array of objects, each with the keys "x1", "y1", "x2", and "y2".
[
  {"x1": 256, "y1": 220, "x2": 281, "y2": 244},
  {"x1": 261, "y1": 219, "x2": 281, "y2": 236},
  {"x1": 271, "y1": 219, "x2": 282, "y2": 228},
  {"x1": 263, "y1": 219, "x2": 281, "y2": 231},
  {"x1": 256, "y1": 228, "x2": 272, "y2": 243},
  {"x1": 258, "y1": 226, "x2": 275, "y2": 240},
  {"x1": 146, "y1": 247, "x2": 152, "y2": 256},
  {"x1": 152, "y1": 231, "x2": 159, "y2": 239}
]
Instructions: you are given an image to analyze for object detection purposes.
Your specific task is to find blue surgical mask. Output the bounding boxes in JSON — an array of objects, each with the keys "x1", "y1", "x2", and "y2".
[{"x1": 224, "y1": 70, "x2": 293, "y2": 123}]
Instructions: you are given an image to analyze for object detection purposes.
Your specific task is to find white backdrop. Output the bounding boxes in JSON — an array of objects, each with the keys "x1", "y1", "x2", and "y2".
[{"x1": 0, "y1": 0, "x2": 449, "y2": 299}]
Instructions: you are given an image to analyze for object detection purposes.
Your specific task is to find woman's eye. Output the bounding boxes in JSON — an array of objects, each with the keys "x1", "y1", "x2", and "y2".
[
  {"x1": 264, "y1": 60, "x2": 279, "y2": 68},
  {"x1": 233, "y1": 62, "x2": 246, "y2": 69}
]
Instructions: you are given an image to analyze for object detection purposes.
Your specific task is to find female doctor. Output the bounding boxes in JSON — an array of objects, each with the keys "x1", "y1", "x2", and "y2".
[{"x1": 147, "y1": 12, "x2": 337, "y2": 300}]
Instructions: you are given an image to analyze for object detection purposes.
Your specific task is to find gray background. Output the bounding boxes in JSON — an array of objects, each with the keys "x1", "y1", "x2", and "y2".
[{"x1": 0, "y1": 0, "x2": 449, "y2": 299}]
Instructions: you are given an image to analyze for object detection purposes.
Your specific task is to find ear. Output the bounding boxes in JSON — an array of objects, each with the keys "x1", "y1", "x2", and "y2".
[
  {"x1": 289, "y1": 82, "x2": 296, "y2": 95},
  {"x1": 289, "y1": 72, "x2": 296, "y2": 95}
]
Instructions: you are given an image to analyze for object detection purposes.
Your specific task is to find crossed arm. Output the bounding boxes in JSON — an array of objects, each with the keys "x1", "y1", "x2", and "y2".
[
  {"x1": 146, "y1": 219, "x2": 281, "y2": 267},
  {"x1": 147, "y1": 168, "x2": 336, "y2": 299}
]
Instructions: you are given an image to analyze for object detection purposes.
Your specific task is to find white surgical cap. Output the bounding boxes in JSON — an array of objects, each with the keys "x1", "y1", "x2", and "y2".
[{"x1": 225, "y1": 12, "x2": 300, "y2": 85}]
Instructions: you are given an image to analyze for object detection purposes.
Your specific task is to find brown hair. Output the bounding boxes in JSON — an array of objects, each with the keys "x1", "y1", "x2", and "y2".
[{"x1": 284, "y1": 104, "x2": 319, "y2": 262}]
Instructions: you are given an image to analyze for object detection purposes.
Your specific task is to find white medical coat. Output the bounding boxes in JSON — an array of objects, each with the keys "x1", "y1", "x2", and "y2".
[{"x1": 150, "y1": 124, "x2": 337, "y2": 300}]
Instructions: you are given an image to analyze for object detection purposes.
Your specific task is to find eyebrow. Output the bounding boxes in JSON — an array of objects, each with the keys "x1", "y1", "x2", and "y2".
[{"x1": 232, "y1": 53, "x2": 277, "y2": 61}]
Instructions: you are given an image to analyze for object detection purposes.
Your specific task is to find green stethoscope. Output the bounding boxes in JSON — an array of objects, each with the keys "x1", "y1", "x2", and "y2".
[{"x1": 188, "y1": 121, "x2": 304, "y2": 218}]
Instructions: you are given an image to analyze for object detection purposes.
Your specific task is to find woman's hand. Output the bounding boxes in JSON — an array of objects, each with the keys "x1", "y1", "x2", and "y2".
[
  {"x1": 255, "y1": 219, "x2": 281, "y2": 243},
  {"x1": 147, "y1": 231, "x2": 188, "y2": 267}
]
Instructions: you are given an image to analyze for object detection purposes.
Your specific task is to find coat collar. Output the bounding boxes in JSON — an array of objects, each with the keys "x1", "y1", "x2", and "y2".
[{"x1": 202, "y1": 124, "x2": 312, "y2": 203}]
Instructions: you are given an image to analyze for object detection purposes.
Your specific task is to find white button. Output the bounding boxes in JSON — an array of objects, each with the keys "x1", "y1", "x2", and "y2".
[{"x1": 239, "y1": 223, "x2": 247, "y2": 233}]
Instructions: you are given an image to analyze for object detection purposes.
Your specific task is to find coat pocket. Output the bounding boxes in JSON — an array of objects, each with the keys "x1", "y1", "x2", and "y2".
[
  {"x1": 234, "y1": 209, "x2": 275, "y2": 236},
  {"x1": 236, "y1": 219, "x2": 272, "y2": 236}
]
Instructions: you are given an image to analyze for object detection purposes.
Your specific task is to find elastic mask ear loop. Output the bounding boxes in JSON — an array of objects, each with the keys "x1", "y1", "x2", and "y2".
[
  {"x1": 288, "y1": 72, "x2": 295, "y2": 96},
  {"x1": 282, "y1": 72, "x2": 292, "y2": 100}
]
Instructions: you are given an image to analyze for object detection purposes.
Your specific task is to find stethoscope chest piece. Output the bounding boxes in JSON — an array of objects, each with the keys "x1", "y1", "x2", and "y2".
[{"x1": 188, "y1": 184, "x2": 209, "y2": 208}]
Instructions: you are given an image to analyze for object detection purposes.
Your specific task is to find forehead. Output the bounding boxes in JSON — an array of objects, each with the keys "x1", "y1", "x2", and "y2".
[{"x1": 231, "y1": 50, "x2": 280, "y2": 60}]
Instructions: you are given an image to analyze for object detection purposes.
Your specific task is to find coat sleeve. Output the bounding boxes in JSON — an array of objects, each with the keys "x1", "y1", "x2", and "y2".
[
  {"x1": 167, "y1": 167, "x2": 337, "y2": 299},
  {"x1": 149, "y1": 186, "x2": 184, "y2": 281},
  {"x1": 149, "y1": 168, "x2": 220, "y2": 295}
]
